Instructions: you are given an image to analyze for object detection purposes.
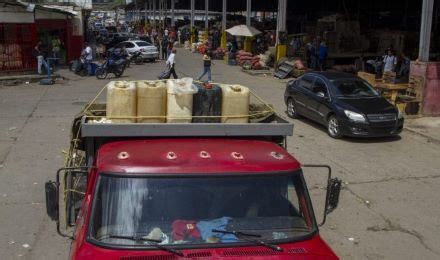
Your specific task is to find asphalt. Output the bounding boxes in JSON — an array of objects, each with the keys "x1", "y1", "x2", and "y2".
[{"x1": 0, "y1": 49, "x2": 439, "y2": 260}]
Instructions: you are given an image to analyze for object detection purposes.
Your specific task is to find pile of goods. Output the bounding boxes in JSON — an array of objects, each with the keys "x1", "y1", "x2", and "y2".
[
  {"x1": 102, "y1": 78, "x2": 251, "y2": 124},
  {"x1": 275, "y1": 59, "x2": 308, "y2": 79},
  {"x1": 184, "y1": 41, "x2": 191, "y2": 49},
  {"x1": 0, "y1": 44, "x2": 23, "y2": 70},
  {"x1": 235, "y1": 51, "x2": 253, "y2": 66},
  {"x1": 212, "y1": 48, "x2": 227, "y2": 60},
  {"x1": 236, "y1": 50, "x2": 267, "y2": 70}
]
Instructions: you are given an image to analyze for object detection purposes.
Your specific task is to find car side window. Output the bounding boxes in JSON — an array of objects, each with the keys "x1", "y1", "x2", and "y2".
[
  {"x1": 313, "y1": 78, "x2": 329, "y2": 97},
  {"x1": 125, "y1": 42, "x2": 135, "y2": 48},
  {"x1": 298, "y1": 76, "x2": 314, "y2": 91}
]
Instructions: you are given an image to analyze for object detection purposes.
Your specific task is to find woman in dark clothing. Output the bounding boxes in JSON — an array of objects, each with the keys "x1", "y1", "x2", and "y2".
[{"x1": 161, "y1": 36, "x2": 168, "y2": 60}]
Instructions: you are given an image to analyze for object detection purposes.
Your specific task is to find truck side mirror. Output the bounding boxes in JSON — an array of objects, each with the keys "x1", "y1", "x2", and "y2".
[
  {"x1": 302, "y1": 164, "x2": 342, "y2": 226},
  {"x1": 45, "y1": 181, "x2": 59, "y2": 221},
  {"x1": 325, "y1": 178, "x2": 342, "y2": 215}
]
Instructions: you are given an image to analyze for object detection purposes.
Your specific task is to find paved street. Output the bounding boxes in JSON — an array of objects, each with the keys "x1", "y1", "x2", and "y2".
[{"x1": 1, "y1": 49, "x2": 440, "y2": 260}]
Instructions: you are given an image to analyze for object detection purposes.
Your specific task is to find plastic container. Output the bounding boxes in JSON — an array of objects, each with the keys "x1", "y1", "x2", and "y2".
[
  {"x1": 192, "y1": 83, "x2": 222, "y2": 123},
  {"x1": 166, "y1": 78, "x2": 197, "y2": 123},
  {"x1": 106, "y1": 81, "x2": 137, "y2": 123},
  {"x1": 136, "y1": 80, "x2": 167, "y2": 123},
  {"x1": 220, "y1": 84, "x2": 250, "y2": 123}
]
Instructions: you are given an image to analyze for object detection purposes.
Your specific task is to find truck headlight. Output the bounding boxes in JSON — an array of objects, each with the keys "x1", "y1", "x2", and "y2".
[{"x1": 344, "y1": 110, "x2": 366, "y2": 123}]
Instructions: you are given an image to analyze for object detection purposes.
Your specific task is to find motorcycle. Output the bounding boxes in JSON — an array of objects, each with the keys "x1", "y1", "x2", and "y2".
[
  {"x1": 127, "y1": 51, "x2": 144, "y2": 66},
  {"x1": 95, "y1": 51, "x2": 126, "y2": 79},
  {"x1": 69, "y1": 58, "x2": 88, "y2": 76}
]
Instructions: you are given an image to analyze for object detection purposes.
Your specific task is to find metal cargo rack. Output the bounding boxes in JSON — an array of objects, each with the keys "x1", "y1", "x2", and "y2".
[
  {"x1": 80, "y1": 113, "x2": 293, "y2": 162},
  {"x1": 80, "y1": 115, "x2": 293, "y2": 138}
]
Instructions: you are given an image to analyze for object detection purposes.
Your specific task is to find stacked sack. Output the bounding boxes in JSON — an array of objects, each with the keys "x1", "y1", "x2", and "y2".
[
  {"x1": 236, "y1": 50, "x2": 253, "y2": 65},
  {"x1": 212, "y1": 47, "x2": 227, "y2": 60},
  {"x1": 250, "y1": 55, "x2": 262, "y2": 70}
]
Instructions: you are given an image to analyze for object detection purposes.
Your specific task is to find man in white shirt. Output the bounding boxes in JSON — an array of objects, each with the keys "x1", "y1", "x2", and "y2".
[
  {"x1": 383, "y1": 50, "x2": 397, "y2": 73},
  {"x1": 81, "y1": 42, "x2": 93, "y2": 75},
  {"x1": 166, "y1": 48, "x2": 178, "y2": 79}
]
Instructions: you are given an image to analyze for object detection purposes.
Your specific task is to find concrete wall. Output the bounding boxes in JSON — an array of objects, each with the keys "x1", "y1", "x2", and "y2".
[
  {"x1": 0, "y1": 6, "x2": 34, "y2": 23},
  {"x1": 410, "y1": 61, "x2": 440, "y2": 116},
  {"x1": 424, "y1": 62, "x2": 440, "y2": 115}
]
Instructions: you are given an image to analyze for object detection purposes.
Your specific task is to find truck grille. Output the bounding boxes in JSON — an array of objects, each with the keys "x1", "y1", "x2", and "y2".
[{"x1": 367, "y1": 113, "x2": 396, "y2": 122}]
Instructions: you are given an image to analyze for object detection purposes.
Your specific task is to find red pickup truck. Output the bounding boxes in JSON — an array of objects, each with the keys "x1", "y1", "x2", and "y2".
[{"x1": 45, "y1": 109, "x2": 341, "y2": 259}]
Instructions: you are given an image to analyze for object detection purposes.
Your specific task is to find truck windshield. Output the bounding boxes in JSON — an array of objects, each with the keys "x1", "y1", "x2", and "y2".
[{"x1": 89, "y1": 172, "x2": 316, "y2": 248}]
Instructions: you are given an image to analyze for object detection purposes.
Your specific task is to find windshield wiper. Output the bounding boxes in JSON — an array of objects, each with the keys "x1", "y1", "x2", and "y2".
[
  {"x1": 212, "y1": 229, "x2": 283, "y2": 252},
  {"x1": 105, "y1": 235, "x2": 184, "y2": 257}
]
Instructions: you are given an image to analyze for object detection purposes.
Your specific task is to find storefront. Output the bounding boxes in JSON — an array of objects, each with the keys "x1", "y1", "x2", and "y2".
[{"x1": 0, "y1": 1, "x2": 84, "y2": 73}]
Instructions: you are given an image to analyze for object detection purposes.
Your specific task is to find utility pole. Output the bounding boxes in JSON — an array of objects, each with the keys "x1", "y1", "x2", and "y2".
[{"x1": 419, "y1": 0, "x2": 434, "y2": 61}]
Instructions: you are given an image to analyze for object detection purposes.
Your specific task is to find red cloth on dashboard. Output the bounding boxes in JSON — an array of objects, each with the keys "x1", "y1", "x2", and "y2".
[{"x1": 172, "y1": 220, "x2": 201, "y2": 240}]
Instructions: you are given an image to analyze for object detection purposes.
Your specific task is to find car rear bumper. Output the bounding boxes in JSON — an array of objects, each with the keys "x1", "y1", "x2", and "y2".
[
  {"x1": 340, "y1": 118, "x2": 404, "y2": 137},
  {"x1": 141, "y1": 52, "x2": 158, "y2": 59}
]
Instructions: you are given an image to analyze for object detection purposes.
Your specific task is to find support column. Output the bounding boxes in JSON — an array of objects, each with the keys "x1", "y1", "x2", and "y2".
[
  {"x1": 419, "y1": 0, "x2": 434, "y2": 61},
  {"x1": 153, "y1": 0, "x2": 156, "y2": 28},
  {"x1": 221, "y1": 0, "x2": 227, "y2": 48},
  {"x1": 171, "y1": 0, "x2": 175, "y2": 27},
  {"x1": 244, "y1": 0, "x2": 252, "y2": 52},
  {"x1": 246, "y1": 0, "x2": 251, "y2": 26},
  {"x1": 190, "y1": 0, "x2": 195, "y2": 44},
  {"x1": 276, "y1": 0, "x2": 287, "y2": 62},
  {"x1": 204, "y1": 0, "x2": 209, "y2": 41},
  {"x1": 144, "y1": 1, "x2": 148, "y2": 25}
]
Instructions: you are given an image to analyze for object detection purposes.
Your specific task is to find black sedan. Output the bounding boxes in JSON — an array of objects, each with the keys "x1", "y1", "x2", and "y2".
[{"x1": 284, "y1": 72, "x2": 404, "y2": 138}]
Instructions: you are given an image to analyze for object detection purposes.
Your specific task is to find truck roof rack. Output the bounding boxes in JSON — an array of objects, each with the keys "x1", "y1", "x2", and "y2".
[{"x1": 80, "y1": 115, "x2": 293, "y2": 138}]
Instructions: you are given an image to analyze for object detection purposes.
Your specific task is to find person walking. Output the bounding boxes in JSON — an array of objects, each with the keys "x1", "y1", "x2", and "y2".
[
  {"x1": 33, "y1": 41, "x2": 48, "y2": 75},
  {"x1": 166, "y1": 48, "x2": 178, "y2": 79},
  {"x1": 319, "y1": 41, "x2": 328, "y2": 71},
  {"x1": 161, "y1": 35, "x2": 168, "y2": 60},
  {"x1": 198, "y1": 51, "x2": 213, "y2": 82}
]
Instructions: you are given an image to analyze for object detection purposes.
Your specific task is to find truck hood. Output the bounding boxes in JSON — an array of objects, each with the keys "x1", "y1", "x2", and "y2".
[{"x1": 74, "y1": 235, "x2": 339, "y2": 259}]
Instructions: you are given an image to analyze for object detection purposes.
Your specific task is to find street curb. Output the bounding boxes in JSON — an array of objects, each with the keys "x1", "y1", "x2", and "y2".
[
  {"x1": 404, "y1": 126, "x2": 440, "y2": 144},
  {"x1": 0, "y1": 74, "x2": 62, "y2": 86}
]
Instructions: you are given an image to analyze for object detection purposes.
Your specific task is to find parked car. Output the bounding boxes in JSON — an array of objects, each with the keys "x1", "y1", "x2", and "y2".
[
  {"x1": 110, "y1": 40, "x2": 158, "y2": 62},
  {"x1": 284, "y1": 72, "x2": 404, "y2": 138}
]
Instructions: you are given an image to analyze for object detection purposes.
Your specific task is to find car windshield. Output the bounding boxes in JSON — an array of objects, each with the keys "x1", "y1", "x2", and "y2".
[
  {"x1": 89, "y1": 172, "x2": 315, "y2": 248},
  {"x1": 332, "y1": 79, "x2": 380, "y2": 98},
  {"x1": 136, "y1": 41, "x2": 152, "y2": 47}
]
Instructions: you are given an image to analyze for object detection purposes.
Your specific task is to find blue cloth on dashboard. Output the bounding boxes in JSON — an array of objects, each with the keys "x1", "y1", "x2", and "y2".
[{"x1": 196, "y1": 217, "x2": 237, "y2": 242}]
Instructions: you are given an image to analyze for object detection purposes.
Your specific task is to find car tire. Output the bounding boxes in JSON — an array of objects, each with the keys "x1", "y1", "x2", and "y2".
[
  {"x1": 327, "y1": 115, "x2": 343, "y2": 139},
  {"x1": 287, "y1": 98, "x2": 300, "y2": 119},
  {"x1": 135, "y1": 57, "x2": 143, "y2": 64}
]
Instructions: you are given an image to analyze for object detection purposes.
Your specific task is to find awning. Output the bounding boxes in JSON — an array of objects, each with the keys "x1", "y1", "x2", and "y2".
[{"x1": 226, "y1": 25, "x2": 262, "y2": 37}]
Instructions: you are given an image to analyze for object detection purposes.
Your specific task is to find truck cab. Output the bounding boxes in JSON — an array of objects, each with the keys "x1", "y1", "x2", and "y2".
[{"x1": 45, "y1": 110, "x2": 341, "y2": 259}]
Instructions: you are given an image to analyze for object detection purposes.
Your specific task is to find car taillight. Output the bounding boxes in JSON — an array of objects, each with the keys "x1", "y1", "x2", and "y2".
[{"x1": 140, "y1": 48, "x2": 144, "y2": 52}]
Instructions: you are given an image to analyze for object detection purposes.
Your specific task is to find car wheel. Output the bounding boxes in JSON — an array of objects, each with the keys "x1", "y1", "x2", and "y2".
[
  {"x1": 135, "y1": 57, "x2": 143, "y2": 64},
  {"x1": 287, "y1": 98, "x2": 300, "y2": 119},
  {"x1": 327, "y1": 115, "x2": 343, "y2": 139}
]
